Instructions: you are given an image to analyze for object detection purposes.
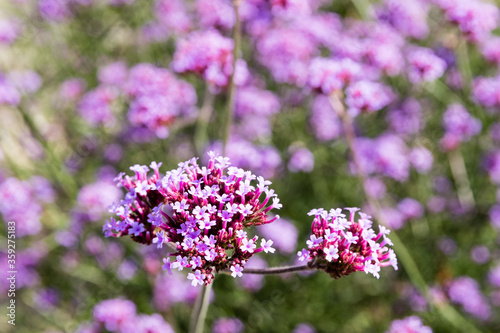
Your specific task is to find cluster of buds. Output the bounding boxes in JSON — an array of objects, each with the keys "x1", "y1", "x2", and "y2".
[
  {"x1": 103, "y1": 152, "x2": 281, "y2": 286},
  {"x1": 297, "y1": 208, "x2": 397, "y2": 279}
]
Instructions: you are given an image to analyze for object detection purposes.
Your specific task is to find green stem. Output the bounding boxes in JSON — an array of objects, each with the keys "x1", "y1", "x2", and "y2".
[
  {"x1": 455, "y1": 38, "x2": 472, "y2": 92},
  {"x1": 189, "y1": 283, "x2": 213, "y2": 333},
  {"x1": 448, "y1": 148, "x2": 475, "y2": 209},
  {"x1": 222, "y1": 0, "x2": 241, "y2": 155},
  {"x1": 222, "y1": 265, "x2": 313, "y2": 275},
  {"x1": 17, "y1": 106, "x2": 77, "y2": 198},
  {"x1": 194, "y1": 88, "x2": 215, "y2": 156},
  {"x1": 350, "y1": 0, "x2": 372, "y2": 20}
]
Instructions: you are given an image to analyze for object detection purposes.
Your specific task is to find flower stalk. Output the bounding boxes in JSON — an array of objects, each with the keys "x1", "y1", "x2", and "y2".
[{"x1": 222, "y1": 0, "x2": 241, "y2": 155}]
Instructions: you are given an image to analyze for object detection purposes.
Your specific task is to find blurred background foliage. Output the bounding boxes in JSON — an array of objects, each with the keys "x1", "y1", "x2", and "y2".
[{"x1": 1, "y1": 0, "x2": 500, "y2": 332}]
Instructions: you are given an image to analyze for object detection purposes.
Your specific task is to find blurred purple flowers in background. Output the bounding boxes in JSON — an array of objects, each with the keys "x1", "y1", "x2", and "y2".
[{"x1": 2, "y1": 0, "x2": 500, "y2": 331}]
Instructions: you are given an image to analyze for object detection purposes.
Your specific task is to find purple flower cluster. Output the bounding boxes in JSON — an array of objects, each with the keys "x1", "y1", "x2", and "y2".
[
  {"x1": 206, "y1": 137, "x2": 282, "y2": 179},
  {"x1": 153, "y1": 271, "x2": 203, "y2": 310},
  {"x1": 77, "y1": 179, "x2": 122, "y2": 222},
  {"x1": 435, "y1": 0, "x2": 500, "y2": 42},
  {"x1": 0, "y1": 19, "x2": 20, "y2": 45},
  {"x1": 1, "y1": 245, "x2": 47, "y2": 293},
  {"x1": 0, "y1": 176, "x2": 55, "y2": 237},
  {"x1": 88, "y1": 298, "x2": 174, "y2": 333},
  {"x1": 406, "y1": 47, "x2": 447, "y2": 84},
  {"x1": 233, "y1": 86, "x2": 280, "y2": 140},
  {"x1": 307, "y1": 57, "x2": 361, "y2": 94},
  {"x1": 385, "y1": 316, "x2": 432, "y2": 333},
  {"x1": 472, "y1": 74, "x2": 500, "y2": 109},
  {"x1": 154, "y1": 0, "x2": 192, "y2": 35},
  {"x1": 257, "y1": 27, "x2": 316, "y2": 86},
  {"x1": 8, "y1": 70, "x2": 43, "y2": 94},
  {"x1": 309, "y1": 95, "x2": 342, "y2": 142},
  {"x1": 355, "y1": 134, "x2": 411, "y2": 181},
  {"x1": 77, "y1": 85, "x2": 118, "y2": 127},
  {"x1": 98, "y1": 61, "x2": 128, "y2": 87},
  {"x1": 288, "y1": 146, "x2": 315, "y2": 173},
  {"x1": 196, "y1": 0, "x2": 235, "y2": 31},
  {"x1": 125, "y1": 63, "x2": 197, "y2": 138},
  {"x1": 447, "y1": 276, "x2": 491, "y2": 320},
  {"x1": 0, "y1": 72, "x2": 21, "y2": 106},
  {"x1": 376, "y1": 0, "x2": 430, "y2": 39},
  {"x1": 59, "y1": 78, "x2": 87, "y2": 102},
  {"x1": 104, "y1": 152, "x2": 281, "y2": 286},
  {"x1": 440, "y1": 104, "x2": 482, "y2": 151},
  {"x1": 398, "y1": 198, "x2": 424, "y2": 220},
  {"x1": 481, "y1": 36, "x2": 500, "y2": 65},
  {"x1": 172, "y1": 30, "x2": 248, "y2": 88},
  {"x1": 38, "y1": 0, "x2": 72, "y2": 22},
  {"x1": 489, "y1": 263, "x2": 500, "y2": 288},
  {"x1": 345, "y1": 80, "x2": 394, "y2": 117},
  {"x1": 297, "y1": 208, "x2": 397, "y2": 279},
  {"x1": 410, "y1": 147, "x2": 434, "y2": 174},
  {"x1": 212, "y1": 317, "x2": 244, "y2": 333},
  {"x1": 258, "y1": 217, "x2": 298, "y2": 255}
]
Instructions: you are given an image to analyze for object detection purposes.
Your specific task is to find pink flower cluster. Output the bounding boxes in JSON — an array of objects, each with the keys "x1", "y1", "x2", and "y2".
[
  {"x1": 172, "y1": 30, "x2": 248, "y2": 88},
  {"x1": 88, "y1": 298, "x2": 174, "y2": 333},
  {"x1": 376, "y1": 0, "x2": 430, "y2": 40},
  {"x1": 77, "y1": 86, "x2": 118, "y2": 127},
  {"x1": 472, "y1": 74, "x2": 500, "y2": 109},
  {"x1": 125, "y1": 63, "x2": 197, "y2": 138},
  {"x1": 355, "y1": 134, "x2": 413, "y2": 181},
  {"x1": 345, "y1": 80, "x2": 394, "y2": 116},
  {"x1": 0, "y1": 176, "x2": 55, "y2": 237},
  {"x1": 385, "y1": 316, "x2": 432, "y2": 333},
  {"x1": 406, "y1": 47, "x2": 447, "y2": 84},
  {"x1": 435, "y1": 0, "x2": 500, "y2": 42},
  {"x1": 440, "y1": 104, "x2": 482, "y2": 151},
  {"x1": 104, "y1": 152, "x2": 281, "y2": 286},
  {"x1": 257, "y1": 27, "x2": 316, "y2": 86},
  {"x1": 154, "y1": 0, "x2": 192, "y2": 35},
  {"x1": 297, "y1": 207, "x2": 397, "y2": 279},
  {"x1": 307, "y1": 57, "x2": 362, "y2": 94}
]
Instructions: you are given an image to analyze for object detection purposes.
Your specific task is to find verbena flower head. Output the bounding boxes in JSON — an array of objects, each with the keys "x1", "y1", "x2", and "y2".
[
  {"x1": 172, "y1": 30, "x2": 249, "y2": 88},
  {"x1": 385, "y1": 316, "x2": 432, "y2": 333},
  {"x1": 472, "y1": 75, "x2": 500, "y2": 108},
  {"x1": 104, "y1": 152, "x2": 281, "y2": 286},
  {"x1": 376, "y1": 0, "x2": 430, "y2": 40},
  {"x1": 345, "y1": 80, "x2": 394, "y2": 117},
  {"x1": 440, "y1": 103, "x2": 482, "y2": 151},
  {"x1": 0, "y1": 19, "x2": 20, "y2": 45},
  {"x1": 407, "y1": 47, "x2": 447, "y2": 84},
  {"x1": 309, "y1": 95, "x2": 342, "y2": 142},
  {"x1": 436, "y1": 0, "x2": 500, "y2": 42},
  {"x1": 447, "y1": 276, "x2": 492, "y2": 320},
  {"x1": 125, "y1": 63, "x2": 197, "y2": 138},
  {"x1": 154, "y1": 0, "x2": 192, "y2": 35},
  {"x1": 307, "y1": 57, "x2": 362, "y2": 94},
  {"x1": 297, "y1": 208, "x2": 397, "y2": 279},
  {"x1": 77, "y1": 85, "x2": 118, "y2": 127}
]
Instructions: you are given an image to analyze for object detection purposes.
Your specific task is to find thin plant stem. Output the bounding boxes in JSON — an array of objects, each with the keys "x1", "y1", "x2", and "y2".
[
  {"x1": 189, "y1": 282, "x2": 213, "y2": 333},
  {"x1": 350, "y1": 0, "x2": 372, "y2": 20},
  {"x1": 17, "y1": 106, "x2": 78, "y2": 198},
  {"x1": 226, "y1": 265, "x2": 313, "y2": 275},
  {"x1": 448, "y1": 148, "x2": 475, "y2": 209},
  {"x1": 222, "y1": 0, "x2": 241, "y2": 155},
  {"x1": 194, "y1": 87, "x2": 215, "y2": 155},
  {"x1": 456, "y1": 37, "x2": 472, "y2": 92},
  {"x1": 328, "y1": 90, "x2": 481, "y2": 333}
]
